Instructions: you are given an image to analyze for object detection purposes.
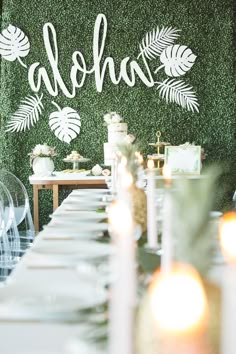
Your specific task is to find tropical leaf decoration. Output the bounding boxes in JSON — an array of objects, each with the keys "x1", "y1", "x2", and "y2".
[
  {"x1": 137, "y1": 26, "x2": 180, "y2": 60},
  {"x1": 0, "y1": 24, "x2": 30, "y2": 68},
  {"x1": 156, "y1": 79, "x2": 199, "y2": 112},
  {"x1": 155, "y1": 44, "x2": 197, "y2": 77},
  {"x1": 49, "y1": 102, "x2": 81, "y2": 144},
  {"x1": 5, "y1": 94, "x2": 44, "y2": 132}
]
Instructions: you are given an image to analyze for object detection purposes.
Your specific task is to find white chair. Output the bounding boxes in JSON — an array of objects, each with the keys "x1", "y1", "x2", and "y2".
[
  {"x1": 0, "y1": 170, "x2": 35, "y2": 249},
  {"x1": 0, "y1": 182, "x2": 20, "y2": 281}
]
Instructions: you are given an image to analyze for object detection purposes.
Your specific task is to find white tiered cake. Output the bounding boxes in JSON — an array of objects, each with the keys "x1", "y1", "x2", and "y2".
[{"x1": 103, "y1": 113, "x2": 128, "y2": 165}]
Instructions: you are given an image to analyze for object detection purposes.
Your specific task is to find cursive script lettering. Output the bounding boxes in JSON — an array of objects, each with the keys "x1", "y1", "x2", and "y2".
[{"x1": 28, "y1": 14, "x2": 154, "y2": 98}]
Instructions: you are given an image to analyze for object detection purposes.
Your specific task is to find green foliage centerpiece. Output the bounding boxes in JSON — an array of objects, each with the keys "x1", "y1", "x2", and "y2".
[{"x1": 135, "y1": 167, "x2": 221, "y2": 354}]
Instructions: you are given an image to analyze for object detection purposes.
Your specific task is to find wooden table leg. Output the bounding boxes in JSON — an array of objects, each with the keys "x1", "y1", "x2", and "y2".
[
  {"x1": 53, "y1": 184, "x2": 59, "y2": 211},
  {"x1": 33, "y1": 185, "x2": 39, "y2": 233}
]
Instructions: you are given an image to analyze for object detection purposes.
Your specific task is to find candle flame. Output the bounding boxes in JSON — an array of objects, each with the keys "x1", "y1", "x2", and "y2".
[
  {"x1": 135, "y1": 151, "x2": 144, "y2": 165},
  {"x1": 121, "y1": 171, "x2": 133, "y2": 189},
  {"x1": 219, "y1": 211, "x2": 236, "y2": 263},
  {"x1": 162, "y1": 164, "x2": 172, "y2": 182},
  {"x1": 147, "y1": 159, "x2": 155, "y2": 170},
  {"x1": 108, "y1": 200, "x2": 133, "y2": 235},
  {"x1": 149, "y1": 263, "x2": 208, "y2": 336},
  {"x1": 120, "y1": 156, "x2": 127, "y2": 166}
]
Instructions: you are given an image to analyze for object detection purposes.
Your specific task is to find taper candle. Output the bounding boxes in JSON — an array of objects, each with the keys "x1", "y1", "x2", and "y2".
[
  {"x1": 161, "y1": 164, "x2": 173, "y2": 272},
  {"x1": 108, "y1": 199, "x2": 136, "y2": 354},
  {"x1": 147, "y1": 159, "x2": 158, "y2": 248},
  {"x1": 219, "y1": 212, "x2": 236, "y2": 354}
]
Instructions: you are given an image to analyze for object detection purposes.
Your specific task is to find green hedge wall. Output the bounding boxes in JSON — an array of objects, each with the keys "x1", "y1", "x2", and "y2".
[{"x1": 0, "y1": 0, "x2": 236, "y2": 228}]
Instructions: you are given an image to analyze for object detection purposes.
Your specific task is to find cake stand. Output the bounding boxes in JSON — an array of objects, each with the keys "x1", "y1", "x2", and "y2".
[
  {"x1": 63, "y1": 158, "x2": 90, "y2": 170},
  {"x1": 148, "y1": 130, "x2": 171, "y2": 169}
]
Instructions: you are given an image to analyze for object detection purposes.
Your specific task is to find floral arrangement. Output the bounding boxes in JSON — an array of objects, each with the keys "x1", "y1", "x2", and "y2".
[
  {"x1": 124, "y1": 134, "x2": 136, "y2": 144},
  {"x1": 103, "y1": 112, "x2": 123, "y2": 125},
  {"x1": 180, "y1": 142, "x2": 207, "y2": 161},
  {"x1": 28, "y1": 144, "x2": 56, "y2": 166}
]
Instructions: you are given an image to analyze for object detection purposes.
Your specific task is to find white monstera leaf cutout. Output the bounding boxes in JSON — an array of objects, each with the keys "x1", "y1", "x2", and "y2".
[
  {"x1": 49, "y1": 102, "x2": 81, "y2": 144},
  {"x1": 155, "y1": 44, "x2": 197, "y2": 77},
  {"x1": 0, "y1": 25, "x2": 30, "y2": 68}
]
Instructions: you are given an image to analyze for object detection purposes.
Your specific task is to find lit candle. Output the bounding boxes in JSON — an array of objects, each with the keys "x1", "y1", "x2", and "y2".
[
  {"x1": 161, "y1": 164, "x2": 173, "y2": 272},
  {"x1": 135, "y1": 151, "x2": 144, "y2": 165},
  {"x1": 135, "y1": 152, "x2": 145, "y2": 189},
  {"x1": 111, "y1": 153, "x2": 117, "y2": 194},
  {"x1": 149, "y1": 263, "x2": 210, "y2": 354},
  {"x1": 108, "y1": 200, "x2": 136, "y2": 354},
  {"x1": 147, "y1": 159, "x2": 158, "y2": 249},
  {"x1": 219, "y1": 212, "x2": 236, "y2": 354},
  {"x1": 117, "y1": 156, "x2": 133, "y2": 202}
]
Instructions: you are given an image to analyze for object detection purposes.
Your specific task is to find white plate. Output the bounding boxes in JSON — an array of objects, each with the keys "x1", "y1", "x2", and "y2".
[
  {"x1": 66, "y1": 195, "x2": 111, "y2": 203},
  {"x1": 71, "y1": 189, "x2": 109, "y2": 195},
  {"x1": 0, "y1": 284, "x2": 107, "y2": 319},
  {"x1": 52, "y1": 214, "x2": 108, "y2": 224},
  {"x1": 31, "y1": 240, "x2": 112, "y2": 259},
  {"x1": 45, "y1": 222, "x2": 108, "y2": 233},
  {"x1": 63, "y1": 199, "x2": 110, "y2": 207},
  {"x1": 51, "y1": 211, "x2": 108, "y2": 222},
  {"x1": 63, "y1": 158, "x2": 90, "y2": 163},
  {"x1": 40, "y1": 231, "x2": 104, "y2": 241}
]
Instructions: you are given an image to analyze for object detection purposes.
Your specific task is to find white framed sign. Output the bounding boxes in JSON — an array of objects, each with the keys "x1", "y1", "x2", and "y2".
[{"x1": 165, "y1": 145, "x2": 201, "y2": 175}]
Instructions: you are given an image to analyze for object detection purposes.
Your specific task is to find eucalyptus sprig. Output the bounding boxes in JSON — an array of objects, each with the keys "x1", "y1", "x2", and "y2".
[
  {"x1": 117, "y1": 142, "x2": 141, "y2": 182},
  {"x1": 172, "y1": 166, "x2": 221, "y2": 276}
]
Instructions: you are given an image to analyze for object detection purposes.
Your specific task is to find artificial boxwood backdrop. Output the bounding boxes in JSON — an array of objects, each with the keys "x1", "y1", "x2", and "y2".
[{"x1": 0, "y1": 0, "x2": 236, "y2": 229}]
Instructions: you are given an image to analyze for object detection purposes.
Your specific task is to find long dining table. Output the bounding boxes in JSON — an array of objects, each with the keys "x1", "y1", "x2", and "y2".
[
  {"x1": 0, "y1": 188, "x2": 112, "y2": 354},
  {"x1": 0, "y1": 186, "x2": 225, "y2": 354}
]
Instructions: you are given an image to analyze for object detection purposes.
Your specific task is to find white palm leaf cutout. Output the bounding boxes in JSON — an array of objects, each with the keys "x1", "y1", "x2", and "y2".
[
  {"x1": 49, "y1": 102, "x2": 81, "y2": 144},
  {"x1": 137, "y1": 26, "x2": 180, "y2": 60},
  {"x1": 157, "y1": 79, "x2": 199, "y2": 112},
  {"x1": 155, "y1": 44, "x2": 197, "y2": 77},
  {"x1": 6, "y1": 94, "x2": 44, "y2": 132},
  {"x1": 0, "y1": 25, "x2": 30, "y2": 68}
]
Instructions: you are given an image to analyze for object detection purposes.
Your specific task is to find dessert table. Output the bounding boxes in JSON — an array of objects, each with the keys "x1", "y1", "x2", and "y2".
[{"x1": 29, "y1": 173, "x2": 107, "y2": 232}]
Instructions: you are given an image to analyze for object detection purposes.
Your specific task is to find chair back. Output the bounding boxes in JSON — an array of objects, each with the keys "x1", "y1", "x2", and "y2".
[
  {"x1": 0, "y1": 170, "x2": 35, "y2": 240},
  {"x1": 0, "y1": 182, "x2": 19, "y2": 280}
]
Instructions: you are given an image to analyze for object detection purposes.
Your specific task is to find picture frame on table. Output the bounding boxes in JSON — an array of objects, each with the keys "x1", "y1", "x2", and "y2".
[{"x1": 164, "y1": 145, "x2": 202, "y2": 175}]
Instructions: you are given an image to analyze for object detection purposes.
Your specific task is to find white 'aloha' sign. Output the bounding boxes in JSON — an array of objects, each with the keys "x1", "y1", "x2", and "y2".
[{"x1": 0, "y1": 14, "x2": 199, "y2": 143}]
